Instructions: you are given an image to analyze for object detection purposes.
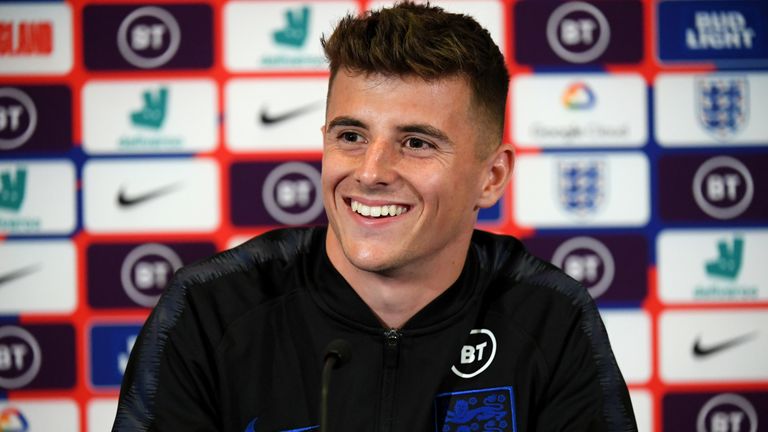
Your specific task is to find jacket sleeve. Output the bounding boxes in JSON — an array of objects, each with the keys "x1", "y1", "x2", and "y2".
[
  {"x1": 537, "y1": 308, "x2": 636, "y2": 431},
  {"x1": 525, "y1": 272, "x2": 637, "y2": 432},
  {"x1": 112, "y1": 271, "x2": 220, "y2": 431}
]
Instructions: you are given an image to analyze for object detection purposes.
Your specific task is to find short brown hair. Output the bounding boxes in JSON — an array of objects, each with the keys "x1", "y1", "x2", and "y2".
[{"x1": 321, "y1": 1, "x2": 509, "y2": 154}]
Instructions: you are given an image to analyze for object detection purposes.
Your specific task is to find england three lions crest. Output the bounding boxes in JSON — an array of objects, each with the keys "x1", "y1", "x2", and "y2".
[
  {"x1": 434, "y1": 387, "x2": 517, "y2": 432},
  {"x1": 558, "y1": 160, "x2": 606, "y2": 216},
  {"x1": 696, "y1": 76, "x2": 749, "y2": 140}
]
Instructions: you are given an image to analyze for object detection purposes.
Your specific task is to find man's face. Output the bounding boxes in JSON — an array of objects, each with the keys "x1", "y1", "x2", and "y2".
[{"x1": 321, "y1": 70, "x2": 500, "y2": 275}]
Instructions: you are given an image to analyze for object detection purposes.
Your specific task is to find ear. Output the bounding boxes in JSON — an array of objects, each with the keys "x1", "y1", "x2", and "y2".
[
  {"x1": 320, "y1": 124, "x2": 328, "y2": 147},
  {"x1": 476, "y1": 143, "x2": 515, "y2": 209}
]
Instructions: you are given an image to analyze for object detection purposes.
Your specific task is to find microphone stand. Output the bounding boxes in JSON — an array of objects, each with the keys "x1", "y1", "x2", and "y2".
[{"x1": 320, "y1": 339, "x2": 351, "y2": 432}]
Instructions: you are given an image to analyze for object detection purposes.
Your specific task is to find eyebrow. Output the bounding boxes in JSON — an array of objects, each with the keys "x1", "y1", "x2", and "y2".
[
  {"x1": 327, "y1": 117, "x2": 452, "y2": 144},
  {"x1": 327, "y1": 116, "x2": 367, "y2": 130},
  {"x1": 398, "y1": 124, "x2": 451, "y2": 143}
]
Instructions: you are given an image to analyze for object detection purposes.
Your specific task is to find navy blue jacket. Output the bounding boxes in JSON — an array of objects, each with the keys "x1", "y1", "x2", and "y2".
[{"x1": 114, "y1": 227, "x2": 636, "y2": 431}]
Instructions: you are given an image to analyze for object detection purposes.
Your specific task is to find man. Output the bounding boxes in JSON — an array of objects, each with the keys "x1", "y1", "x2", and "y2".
[{"x1": 115, "y1": 3, "x2": 637, "y2": 431}]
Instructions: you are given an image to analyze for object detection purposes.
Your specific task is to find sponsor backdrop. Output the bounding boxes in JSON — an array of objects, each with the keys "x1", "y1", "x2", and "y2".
[{"x1": 0, "y1": 0, "x2": 766, "y2": 430}]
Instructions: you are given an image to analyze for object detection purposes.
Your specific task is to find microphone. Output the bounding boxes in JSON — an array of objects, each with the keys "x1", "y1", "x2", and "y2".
[{"x1": 320, "y1": 339, "x2": 352, "y2": 432}]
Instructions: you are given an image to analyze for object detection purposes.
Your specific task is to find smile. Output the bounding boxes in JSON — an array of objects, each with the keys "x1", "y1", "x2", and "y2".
[{"x1": 350, "y1": 200, "x2": 408, "y2": 218}]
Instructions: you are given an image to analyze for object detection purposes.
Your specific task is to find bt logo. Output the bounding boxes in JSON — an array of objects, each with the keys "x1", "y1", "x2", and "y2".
[
  {"x1": 120, "y1": 243, "x2": 183, "y2": 307},
  {"x1": 451, "y1": 329, "x2": 497, "y2": 379},
  {"x1": 460, "y1": 341, "x2": 489, "y2": 365},
  {"x1": 117, "y1": 6, "x2": 181, "y2": 68},
  {"x1": 0, "y1": 326, "x2": 41, "y2": 390},
  {"x1": 263, "y1": 162, "x2": 323, "y2": 225},
  {"x1": 277, "y1": 178, "x2": 312, "y2": 208},
  {"x1": 0, "y1": 88, "x2": 37, "y2": 151},
  {"x1": 706, "y1": 173, "x2": 742, "y2": 202},
  {"x1": 566, "y1": 254, "x2": 600, "y2": 282},
  {"x1": 697, "y1": 393, "x2": 757, "y2": 432},
  {"x1": 693, "y1": 156, "x2": 754, "y2": 220},
  {"x1": 546, "y1": 2, "x2": 610, "y2": 63},
  {"x1": 552, "y1": 237, "x2": 615, "y2": 299}
]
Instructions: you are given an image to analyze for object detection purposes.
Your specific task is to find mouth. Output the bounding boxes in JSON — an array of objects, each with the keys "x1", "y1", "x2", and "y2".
[{"x1": 349, "y1": 199, "x2": 409, "y2": 218}]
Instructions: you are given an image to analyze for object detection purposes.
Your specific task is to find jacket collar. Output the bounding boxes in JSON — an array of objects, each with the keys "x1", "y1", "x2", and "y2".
[{"x1": 307, "y1": 227, "x2": 485, "y2": 334}]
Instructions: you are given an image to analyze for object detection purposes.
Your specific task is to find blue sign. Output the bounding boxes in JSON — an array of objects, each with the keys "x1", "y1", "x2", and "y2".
[
  {"x1": 658, "y1": 1, "x2": 768, "y2": 65},
  {"x1": 90, "y1": 324, "x2": 143, "y2": 388},
  {"x1": 478, "y1": 201, "x2": 502, "y2": 224}
]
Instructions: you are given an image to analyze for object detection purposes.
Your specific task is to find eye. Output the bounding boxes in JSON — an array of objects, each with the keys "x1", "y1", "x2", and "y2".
[
  {"x1": 339, "y1": 131, "x2": 363, "y2": 143},
  {"x1": 404, "y1": 137, "x2": 433, "y2": 150}
]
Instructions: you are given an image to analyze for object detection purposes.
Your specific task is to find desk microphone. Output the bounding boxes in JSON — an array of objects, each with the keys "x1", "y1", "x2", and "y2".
[{"x1": 320, "y1": 339, "x2": 352, "y2": 432}]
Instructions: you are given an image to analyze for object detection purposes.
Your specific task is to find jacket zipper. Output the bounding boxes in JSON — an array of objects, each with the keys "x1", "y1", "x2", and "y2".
[{"x1": 379, "y1": 328, "x2": 401, "y2": 432}]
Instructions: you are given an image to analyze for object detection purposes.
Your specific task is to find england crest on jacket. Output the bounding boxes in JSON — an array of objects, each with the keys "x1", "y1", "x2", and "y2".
[
  {"x1": 696, "y1": 76, "x2": 748, "y2": 141},
  {"x1": 434, "y1": 386, "x2": 518, "y2": 432}
]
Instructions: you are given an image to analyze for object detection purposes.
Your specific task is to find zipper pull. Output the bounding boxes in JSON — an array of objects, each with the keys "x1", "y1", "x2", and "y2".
[{"x1": 383, "y1": 328, "x2": 401, "y2": 368}]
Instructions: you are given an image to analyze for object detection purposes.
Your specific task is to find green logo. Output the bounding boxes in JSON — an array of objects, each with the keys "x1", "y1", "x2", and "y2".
[
  {"x1": 131, "y1": 87, "x2": 168, "y2": 130},
  {"x1": 705, "y1": 236, "x2": 743, "y2": 280},
  {"x1": 0, "y1": 167, "x2": 27, "y2": 212},
  {"x1": 273, "y1": 6, "x2": 310, "y2": 48}
]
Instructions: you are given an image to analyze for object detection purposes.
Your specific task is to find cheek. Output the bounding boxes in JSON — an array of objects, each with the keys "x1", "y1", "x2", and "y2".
[
  {"x1": 420, "y1": 167, "x2": 484, "y2": 210},
  {"x1": 322, "y1": 150, "x2": 358, "y2": 179},
  {"x1": 404, "y1": 169, "x2": 442, "y2": 194},
  {"x1": 320, "y1": 170, "x2": 341, "y2": 207},
  {"x1": 418, "y1": 166, "x2": 471, "y2": 193},
  {"x1": 321, "y1": 155, "x2": 346, "y2": 188}
]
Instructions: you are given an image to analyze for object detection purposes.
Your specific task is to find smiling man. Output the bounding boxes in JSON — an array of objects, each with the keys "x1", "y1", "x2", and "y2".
[
  {"x1": 114, "y1": 3, "x2": 636, "y2": 431},
  {"x1": 321, "y1": 71, "x2": 511, "y2": 329}
]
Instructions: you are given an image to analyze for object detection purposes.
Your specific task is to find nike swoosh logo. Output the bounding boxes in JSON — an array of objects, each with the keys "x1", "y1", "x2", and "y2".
[
  {"x1": 117, "y1": 183, "x2": 181, "y2": 207},
  {"x1": 259, "y1": 101, "x2": 323, "y2": 126},
  {"x1": 693, "y1": 331, "x2": 758, "y2": 358},
  {"x1": 0, "y1": 264, "x2": 41, "y2": 287}
]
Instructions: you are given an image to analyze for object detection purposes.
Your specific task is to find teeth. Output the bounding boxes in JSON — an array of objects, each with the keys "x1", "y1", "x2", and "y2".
[{"x1": 351, "y1": 200, "x2": 407, "y2": 218}]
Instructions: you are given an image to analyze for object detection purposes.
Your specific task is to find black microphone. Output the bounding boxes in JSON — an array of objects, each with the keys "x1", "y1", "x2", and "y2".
[{"x1": 320, "y1": 339, "x2": 352, "y2": 432}]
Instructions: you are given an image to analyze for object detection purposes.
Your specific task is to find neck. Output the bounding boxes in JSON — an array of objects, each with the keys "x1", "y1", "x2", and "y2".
[{"x1": 325, "y1": 231, "x2": 471, "y2": 329}]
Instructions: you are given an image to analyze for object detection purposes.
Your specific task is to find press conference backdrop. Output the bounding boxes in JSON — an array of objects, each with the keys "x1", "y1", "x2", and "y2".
[{"x1": 0, "y1": 0, "x2": 766, "y2": 430}]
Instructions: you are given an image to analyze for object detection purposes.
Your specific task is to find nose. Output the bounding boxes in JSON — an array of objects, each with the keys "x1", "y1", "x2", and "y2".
[{"x1": 354, "y1": 138, "x2": 398, "y2": 187}]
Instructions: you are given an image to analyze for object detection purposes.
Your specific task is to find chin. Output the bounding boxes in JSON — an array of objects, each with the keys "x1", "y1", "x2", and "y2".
[{"x1": 343, "y1": 246, "x2": 400, "y2": 274}]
